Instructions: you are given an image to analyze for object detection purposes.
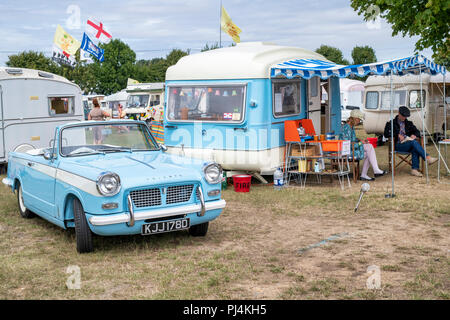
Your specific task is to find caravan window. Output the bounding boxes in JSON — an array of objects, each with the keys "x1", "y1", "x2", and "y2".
[
  {"x1": 167, "y1": 85, "x2": 246, "y2": 122},
  {"x1": 127, "y1": 95, "x2": 149, "y2": 108},
  {"x1": 408, "y1": 90, "x2": 426, "y2": 108},
  {"x1": 365, "y1": 92, "x2": 379, "y2": 109},
  {"x1": 272, "y1": 81, "x2": 300, "y2": 117},
  {"x1": 49, "y1": 97, "x2": 75, "y2": 115},
  {"x1": 380, "y1": 90, "x2": 406, "y2": 110}
]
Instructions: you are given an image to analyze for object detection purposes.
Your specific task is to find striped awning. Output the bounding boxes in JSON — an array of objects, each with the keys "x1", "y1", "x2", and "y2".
[{"x1": 270, "y1": 55, "x2": 447, "y2": 80}]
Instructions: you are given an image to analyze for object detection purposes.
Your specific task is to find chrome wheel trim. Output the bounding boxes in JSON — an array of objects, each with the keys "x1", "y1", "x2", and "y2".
[{"x1": 18, "y1": 186, "x2": 26, "y2": 213}]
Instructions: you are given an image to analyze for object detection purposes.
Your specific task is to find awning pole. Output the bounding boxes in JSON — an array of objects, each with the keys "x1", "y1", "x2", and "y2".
[
  {"x1": 444, "y1": 73, "x2": 448, "y2": 168},
  {"x1": 389, "y1": 71, "x2": 395, "y2": 197},
  {"x1": 219, "y1": 0, "x2": 222, "y2": 48},
  {"x1": 420, "y1": 66, "x2": 429, "y2": 183}
]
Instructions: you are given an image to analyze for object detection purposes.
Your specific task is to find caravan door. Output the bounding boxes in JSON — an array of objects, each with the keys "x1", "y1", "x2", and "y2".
[
  {"x1": 308, "y1": 77, "x2": 321, "y2": 133},
  {"x1": 0, "y1": 85, "x2": 4, "y2": 159}
]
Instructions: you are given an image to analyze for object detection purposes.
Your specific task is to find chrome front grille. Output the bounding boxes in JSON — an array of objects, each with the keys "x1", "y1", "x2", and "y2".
[
  {"x1": 129, "y1": 184, "x2": 195, "y2": 208},
  {"x1": 166, "y1": 185, "x2": 194, "y2": 204},
  {"x1": 129, "y1": 188, "x2": 161, "y2": 208}
]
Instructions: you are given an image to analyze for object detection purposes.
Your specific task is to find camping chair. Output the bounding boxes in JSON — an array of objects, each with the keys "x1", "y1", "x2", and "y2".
[{"x1": 388, "y1": 137, "x2": 424, "y2": 175}]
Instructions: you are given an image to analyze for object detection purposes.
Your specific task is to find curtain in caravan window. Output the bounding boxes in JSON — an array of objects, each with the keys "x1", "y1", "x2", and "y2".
[
  {"x1": 272, "y1": 81, "x2": 300, "y2": 117},
  {"x1": 49, "y1": 97, "x2": 74, "y2": 115}
]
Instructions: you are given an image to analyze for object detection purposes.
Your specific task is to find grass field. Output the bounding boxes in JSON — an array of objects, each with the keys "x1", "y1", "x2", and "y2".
[{"x1": 0, "y1": 128, "x2": 449, "y2": 300}]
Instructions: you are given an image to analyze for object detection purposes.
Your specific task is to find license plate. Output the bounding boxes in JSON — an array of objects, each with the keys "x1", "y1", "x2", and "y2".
[{"x1": 141, "y1": 218, "x2": 190, "y2": 235}]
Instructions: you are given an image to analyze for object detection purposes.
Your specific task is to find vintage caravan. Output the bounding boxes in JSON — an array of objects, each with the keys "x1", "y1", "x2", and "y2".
[
  {"x1": 363, "y1": 74, "x2": 449, "y2": 140},
  {"x1": 0, "y1": 67, "x2": 83, "y2": 164},
  {"x1": 125, "y1": 82, "x2": 164, "y2": 123},
  {"x1": 164, "y1": 42, "x2": 342, "y2": 178},
  {"x1": 340, "y1": 78, "x2": 365, "y2": 122}
]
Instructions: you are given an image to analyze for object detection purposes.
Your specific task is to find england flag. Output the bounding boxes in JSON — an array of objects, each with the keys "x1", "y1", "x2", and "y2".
[{"x1": 86, "y1": 18, "x2": 112, "y2": 44}]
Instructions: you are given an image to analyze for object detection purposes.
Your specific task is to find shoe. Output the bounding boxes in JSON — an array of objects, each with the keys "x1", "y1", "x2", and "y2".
[
  {"x1": 359, "y1": 176, "x2": 375, "y2": 181},
  {"x1": 374, "y1": 170, "x2": 386, "y2": 177},
  {"x1": 411, "y1": 169, "x2": 423, "y2": 177},
  {"x1": 426, "y1": 156, "x2": 438, "y2": 165}
]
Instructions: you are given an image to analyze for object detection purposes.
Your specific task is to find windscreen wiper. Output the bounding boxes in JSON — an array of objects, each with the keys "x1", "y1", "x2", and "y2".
[{"x1": 97, "y1": 147, "x2": 132, "y2": 153}]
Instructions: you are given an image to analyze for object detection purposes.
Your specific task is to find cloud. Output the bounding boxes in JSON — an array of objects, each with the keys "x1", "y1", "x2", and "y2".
[{"x1": 0, "y1": 0, "x2": 434, "y2": 66}]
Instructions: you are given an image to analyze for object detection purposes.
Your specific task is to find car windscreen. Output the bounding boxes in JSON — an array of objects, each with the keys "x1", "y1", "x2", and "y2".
[{"x1": 60, "y1": 123, "x2": 159, "y2": 156}]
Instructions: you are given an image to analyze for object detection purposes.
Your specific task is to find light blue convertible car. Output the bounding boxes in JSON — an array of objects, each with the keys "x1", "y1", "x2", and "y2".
[{"x1": 3, "y1": 120, "x2": 226, "y2": 253}]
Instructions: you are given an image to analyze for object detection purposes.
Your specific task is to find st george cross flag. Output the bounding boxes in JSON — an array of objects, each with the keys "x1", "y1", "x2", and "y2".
[
  {"x1": 86, "y1": 18, "x2": 112, "y2": 43},
  {"x1": 80, "y1": 33, "x2": 105, "y2": 62}
]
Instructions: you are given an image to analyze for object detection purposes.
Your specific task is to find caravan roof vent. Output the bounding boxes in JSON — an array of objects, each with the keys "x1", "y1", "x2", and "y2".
[
  {"x1": 38, "y1": 71, "x2": 54, "y2": 79},
  {"x1": 5, "y1": 68, "x2": 23, "y2": 75}
]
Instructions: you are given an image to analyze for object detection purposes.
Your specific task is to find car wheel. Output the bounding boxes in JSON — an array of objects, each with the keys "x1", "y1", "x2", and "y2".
[
  {"x1": 17, "y1": 183, "x2": 35, "y2": 219},
  {"x1": 189, "y1": 222, "x2": 209, "y2": 237},
  {"x1": 73, "y1": 198, "x2": 94, "y2": 253}
]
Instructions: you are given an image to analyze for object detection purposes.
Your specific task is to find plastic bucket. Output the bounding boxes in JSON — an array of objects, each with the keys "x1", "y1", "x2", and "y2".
[
  {"x1": 367, "y1": 137, "x2": 378, "y2": 149},
  {"x1": 232, "y1": 174, "x2": 252, "y2": 192}
]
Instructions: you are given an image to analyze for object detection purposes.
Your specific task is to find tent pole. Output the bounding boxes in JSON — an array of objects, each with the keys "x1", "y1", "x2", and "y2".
[
  {"x1": 444, "y1": 73, "x2": 447, "y2": 169},
  {"x1": 420, "y1": 66, "x2": 429, "y2": 183},
  {"x1": 219, "y1": 0, "x2": 222, "y2": 48},
  {"x1": 389, "y1": 71, "x2": 395, "y2": 197}
]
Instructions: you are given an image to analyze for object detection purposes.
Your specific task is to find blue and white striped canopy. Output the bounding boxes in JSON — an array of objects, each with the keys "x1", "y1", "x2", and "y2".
[{"x1": 271, "y1": 55, "x2": 446, "y2": 80}]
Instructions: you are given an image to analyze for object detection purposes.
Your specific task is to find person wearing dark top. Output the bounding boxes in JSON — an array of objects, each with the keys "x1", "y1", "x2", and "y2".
[{"x1": 384, "y1": 106, "x2": 437, "y2": 177}]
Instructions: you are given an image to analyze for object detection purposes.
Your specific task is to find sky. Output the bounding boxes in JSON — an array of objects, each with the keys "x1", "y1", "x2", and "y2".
[{"x1": 0, "y1": 0, "x2": 433, "y2": 66}]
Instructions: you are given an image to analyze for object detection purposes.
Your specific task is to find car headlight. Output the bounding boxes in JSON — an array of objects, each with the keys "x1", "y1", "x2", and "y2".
[
  {"x1": 203, "y1": 162, "x2": 222, "y2": 184},
  {"x1": 96, "y1": 172, "x2": 121, "y2": 196}
]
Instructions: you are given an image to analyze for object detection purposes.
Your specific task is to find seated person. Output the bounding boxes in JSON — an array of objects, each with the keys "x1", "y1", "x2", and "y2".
[
  {"x1": 383, "y1": 106, "x2": 437, "y2": 177},
  {"x1": 340, "y1": 110, "x2": 386, "y2": 181}
]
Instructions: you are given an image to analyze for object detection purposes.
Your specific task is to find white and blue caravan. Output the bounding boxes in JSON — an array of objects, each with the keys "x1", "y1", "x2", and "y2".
[{"x1": 164, "y1": 42, "x2": 342, "y2": 178}]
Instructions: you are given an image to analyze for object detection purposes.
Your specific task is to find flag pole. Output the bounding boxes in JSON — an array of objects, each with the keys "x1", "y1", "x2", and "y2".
[{"x1": 219, "y1": 0, "x2": 222, "y2": 48}]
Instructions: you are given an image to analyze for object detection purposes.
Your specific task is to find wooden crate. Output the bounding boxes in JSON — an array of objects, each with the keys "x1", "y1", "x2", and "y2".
[{"x1": 291, "y1": 145, "x2": 319, "y2": 157}]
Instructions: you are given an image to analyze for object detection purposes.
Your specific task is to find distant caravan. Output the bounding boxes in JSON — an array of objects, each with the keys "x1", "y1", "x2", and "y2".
[{"x1": 363, "y1": 74, "x2": 449, "y2": 144}]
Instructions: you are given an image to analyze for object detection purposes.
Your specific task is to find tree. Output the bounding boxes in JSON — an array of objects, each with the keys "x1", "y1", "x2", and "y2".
[
  {"x1": 6, "y1": 51, "x2": 59, "y2": 73},
  {"x1": 351, "y1": 45, "x2": 377, "y2": 65},
  {"x1": 94, "y1": 39, "x2": 137, "y2": 95},
  {"x1": 201, "y1": 42, "x2": 220, "y2": 52},
  {"x1": 350, "y1": 0, "x2": 450, "y2": 67},
  {"x1": 315, "y1": 45, "x2": 350, "y2": 65}
]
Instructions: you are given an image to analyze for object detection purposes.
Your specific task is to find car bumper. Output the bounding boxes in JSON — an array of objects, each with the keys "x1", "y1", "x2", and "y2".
[{"x1": 86, "y1": 199, "x2": 226, "y2": 236}]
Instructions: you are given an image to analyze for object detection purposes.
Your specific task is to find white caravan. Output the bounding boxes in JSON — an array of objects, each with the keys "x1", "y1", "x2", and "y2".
[
  {"x1": 125, "y1": 82, "x2": 164, "y2": 123},
  {"x1": 0, "y1": 67, "x2": 83, "y2": 164},
  {"x1": 102, "y1": 90, "x2": 129, "y2": 118},
  {"x1": 363, "y1": 74, "x2": 449, "y2": 141},
  {"x1": 340, "y1": 78, "x2": 365, "y2": 122}
]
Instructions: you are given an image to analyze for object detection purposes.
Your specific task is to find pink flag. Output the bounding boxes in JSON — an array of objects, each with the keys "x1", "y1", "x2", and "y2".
[{"x1": 86, "y1": 18, "x2": 112, "y2": 43}]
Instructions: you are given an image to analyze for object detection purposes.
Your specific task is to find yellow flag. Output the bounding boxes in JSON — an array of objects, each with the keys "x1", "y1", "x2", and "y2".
[
  {"x1": 221, "y1": 6, "x2": 241, "y2": 43},
  {"x1": 53, "y1": 25, "x2": 81, "y2": 55},
  {"x1": 127, "y1": 78, "x2": 140, "y2": 85}
]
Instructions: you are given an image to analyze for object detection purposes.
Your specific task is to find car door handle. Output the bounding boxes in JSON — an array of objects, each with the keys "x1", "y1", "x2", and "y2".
[{"x1": 27, "y1": 162, "x2": 34, "y2": 167}]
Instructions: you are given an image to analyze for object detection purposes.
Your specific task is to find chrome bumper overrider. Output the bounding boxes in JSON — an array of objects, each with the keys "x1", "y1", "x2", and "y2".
[{"x1": 88, "y1": 199, "x2": 226, "y2": 226}]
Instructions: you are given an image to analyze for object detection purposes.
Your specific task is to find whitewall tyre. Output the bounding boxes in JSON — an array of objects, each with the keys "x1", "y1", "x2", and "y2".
[{"x1": 17, "y1": 184, "x2": 35, "y2": 219}]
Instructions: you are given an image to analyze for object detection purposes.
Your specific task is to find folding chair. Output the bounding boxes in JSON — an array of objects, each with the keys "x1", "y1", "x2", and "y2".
[{"x1": 388, "y1": 137, "x2": 424, "y2": 175}]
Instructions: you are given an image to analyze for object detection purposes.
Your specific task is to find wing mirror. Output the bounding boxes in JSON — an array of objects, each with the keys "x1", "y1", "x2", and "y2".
[
  {"x1": 43, "y1": 150, "x2": 53, "y2": 160},
  {"x1": 160, "y1": 144, "x2": 168, "y2": 152}
]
